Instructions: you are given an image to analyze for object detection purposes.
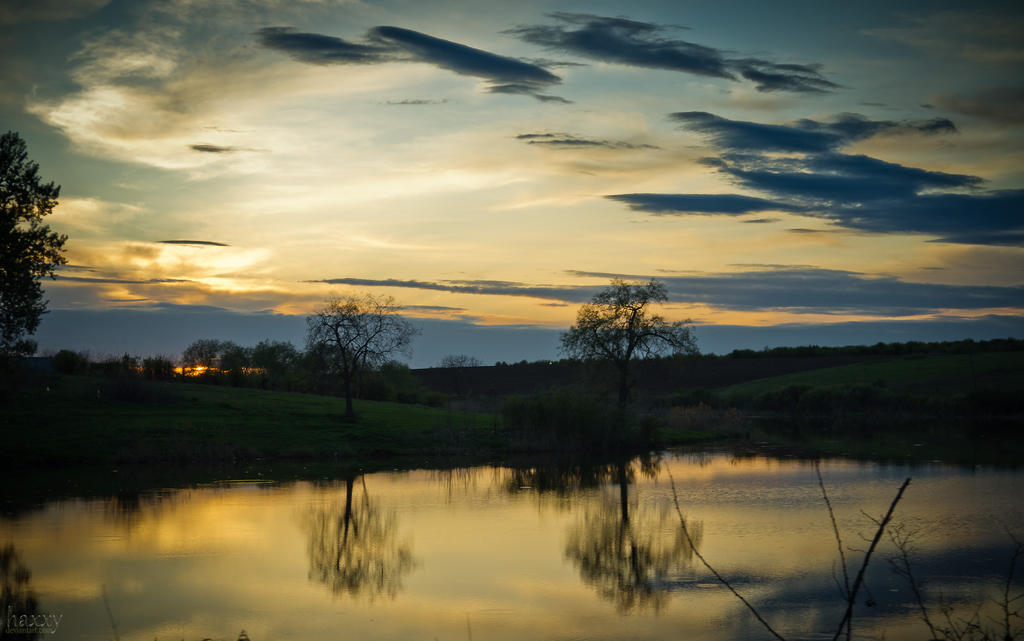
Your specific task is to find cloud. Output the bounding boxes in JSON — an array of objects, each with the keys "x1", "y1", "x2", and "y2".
[
  {"x1": 669, "y1": 111, "x2": 956, "y2": 153},
  {"x1": 728, "y1": 59, "x2": 838, "y2": 94},
  {"x1": 0, "y1": 0, "x2": 109, "y2": 25},
  {"x1": 863, "y1": 11, "x2": 1024, "y2": 64},
  {"x1": 710, "y1": 152, "x2": 980, "y2": 202},
  {"x1": 257, "y1": 25, "x2": 564, "y2": 100},
  {"x1": 505, "y1": 12, "x2": 837, "y2": 93},
  {"x1": 369, "y1": 26, "x2": 561, "y2": 98},
  {"x1": 56, "y1": 275, "x2": 195, "y2": 285},
  {"x1": 157, "y1": 240, "x2": 230, "y2": 247},
  {"x1": 313, "y1": 268, "x2": 1024, "y2": 318},
  {"x1": 382, "y1": 99, "x2": 448, "y2": 106},
  {"x1": 308, "y1": 277, "x2": 596, "y2": 302},
  {"x1": 517, "y1": 132, "x2": 657, "y2": 150},
  {"x1": 607, "y1": 193, "x2": 799, "y2": 215},
  {"x1": 933, "y1": 85, "x2": 1024, "y2": 124},
  {"x1": 190, "y1": 144, "x2": 242, "y2": 153},
  {"x1": 255, "y1": 26, "x2": 390, "y2": 64},
  {"x1": 612, "y1": 110, "x2": 1021, "y2": 246},
  {"x1": 571, "y1": 267, "x2": 1024, "y2": 316}
]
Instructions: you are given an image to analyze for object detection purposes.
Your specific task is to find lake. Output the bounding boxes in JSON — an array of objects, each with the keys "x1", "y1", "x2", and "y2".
[{"x1": 1, "y1": 450, "x2": 1022, "y2": 640}]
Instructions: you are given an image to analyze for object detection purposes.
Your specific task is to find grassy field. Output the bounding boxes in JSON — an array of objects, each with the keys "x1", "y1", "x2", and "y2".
[
  {"x1": 719, "y1": 350, "x2": 1024, "y2": 399},
  {"x1": 1, "y1": 375, "x2": 499, "y2": 465}
]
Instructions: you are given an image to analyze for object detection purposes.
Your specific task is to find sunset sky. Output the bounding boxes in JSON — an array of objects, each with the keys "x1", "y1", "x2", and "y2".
[{"x1": 3, "y1": 0, "x2": 1022, "y2": 366}]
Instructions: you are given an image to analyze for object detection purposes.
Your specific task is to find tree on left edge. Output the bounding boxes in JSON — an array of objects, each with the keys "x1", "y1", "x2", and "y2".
[{"x1": 0, "y1": 131, "x2": 67, "y2": 367}]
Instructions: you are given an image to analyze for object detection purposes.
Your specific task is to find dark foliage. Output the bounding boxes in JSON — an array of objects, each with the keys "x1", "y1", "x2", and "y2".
[{"x1": 0, "y1": 131, "x2": 67, "y2": 367}]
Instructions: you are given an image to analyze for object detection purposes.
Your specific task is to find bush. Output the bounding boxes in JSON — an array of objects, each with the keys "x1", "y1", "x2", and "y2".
[
  {"x1": 52, "y1": 349, "x2": 89, "y2": 375},
  {"x1": 501, "y1": 391, "x2": 650, "y2": 453},
  {"x1": 93, "y1": 353, "x2": 140, "y2": 378},
  {"x1": 141, "y1": 356, "x2": 176, "y2": 381}
]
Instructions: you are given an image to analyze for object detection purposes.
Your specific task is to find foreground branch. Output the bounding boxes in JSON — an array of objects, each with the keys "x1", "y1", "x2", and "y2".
[
  {"x1": 669, "y1": 470, "x2": 788, "y2": 641},
  {"x1": 832, "y1": 477, "x2": 911, "y2": 641}
]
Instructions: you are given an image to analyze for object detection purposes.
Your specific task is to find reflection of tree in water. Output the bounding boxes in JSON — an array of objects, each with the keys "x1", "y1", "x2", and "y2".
[
  {"x1": 305, "y1": 476, "x2": 416, "y2": 600},
  {"x1": 0, "y1": 544, "x2": 39, "y2": 641},
  {"x1": 503, "y1": 456, "x2": 662, "y2": 499},
  {"x1": 563, "y1": 462, "x2": 703, "y2": 612}
]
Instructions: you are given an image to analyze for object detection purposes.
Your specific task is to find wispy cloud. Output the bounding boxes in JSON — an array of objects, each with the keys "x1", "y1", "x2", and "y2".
[
  {"x1": 933, "y1": 85, "x2": 1024, "y2": 124},
  {"x1": 308, "y1": 277, "x2": 596, "y2": 302},
  {"x1": 257, "y1": 24, "x2": 565, "y2": 101},
  {"x1": 190, "y1": 144, "x2": 244, "y2": 153},
  {"x1": 516, "y1": 132, "x2": 657, "y2": 150},
  {"x1": 0, "y1": 0, "x2": 109, "y2": 25},
  {"x1": 570, "y1": 267, "x2": 1024, "y2": 316},
  {"x1": 157, "y1": 240, "x2": 230, "y2": 247},
  {"x1": 382, "y1": 98, "x2": 449, "y2": 106},
  {"x1": 608, "y1": 193, "x2": 800, "y2": 215},
  {"x1": 311, "y1": 269, "x2": 1024, "y2": 317},
  {"x1": 863, "y1": 11, "x2": 1024, "y2": 64},
  {"x1": 256, "y1": 26, "x2": 391, "y2": 64},
  {"x1": 506, "y1": 13, "x2": 838, "y2": 93},
  {"x1": 668, "y1": 111, "x2": 956, "y2": 153}
]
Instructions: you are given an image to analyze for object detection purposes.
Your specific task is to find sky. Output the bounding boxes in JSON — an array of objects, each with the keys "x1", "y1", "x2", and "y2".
[{"x1": 3, "y1": 0, "x2": 1023, "y2": 367}]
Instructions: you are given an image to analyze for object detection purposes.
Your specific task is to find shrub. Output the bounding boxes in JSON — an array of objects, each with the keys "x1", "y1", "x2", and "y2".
[
  {"x1": 141, "y1": 356, "x2": 176, "y2": 381},
  {"x1": 52, "y1": 349, "x2": 89, "y2": 375},
  {"x1": 501, "y1": 391, "x2": 649, "y2": 453}
]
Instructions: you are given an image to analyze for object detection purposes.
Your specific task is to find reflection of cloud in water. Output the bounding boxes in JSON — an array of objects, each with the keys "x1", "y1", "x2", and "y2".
[{"x1": 304, "y1": 477, "x2": 417, "y2": 601}]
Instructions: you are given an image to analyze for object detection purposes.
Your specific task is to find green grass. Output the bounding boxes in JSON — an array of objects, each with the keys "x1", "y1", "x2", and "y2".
[
  {"x1": 1, "y1": 375, "x2": 499, "y2": 465},
  {"x1": 719, "y1": 350, "x2": 1024, "y2": 399}
]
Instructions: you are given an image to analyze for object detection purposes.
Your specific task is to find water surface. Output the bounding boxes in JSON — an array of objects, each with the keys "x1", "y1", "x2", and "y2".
[{"x1": 2, "y1": 451, "x2": 1022, "y2": 640}]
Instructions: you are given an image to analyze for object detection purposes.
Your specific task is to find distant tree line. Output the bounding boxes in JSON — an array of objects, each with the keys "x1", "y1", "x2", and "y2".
[
  {"x1": 49, "y1": 338, "x2": 445, "y2": 408},
  {"x1": 724, "y1": 337, "x2": 1023, "y2": 359}
]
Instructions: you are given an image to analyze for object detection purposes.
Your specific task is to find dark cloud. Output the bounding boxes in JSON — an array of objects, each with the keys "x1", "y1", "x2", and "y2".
[
  {"x1": 506, "y1": 13, "x2": 734, "y2": 79},
  {"x1": 309, "y1": 277, "x2": 596, "y2": 302},
  {"x1": 517, "y1": 132, "x2": 657, "y2": 150},
  {"x1": 934, "y1": 85, "x2": 1024, "y2": 124},
  {"x1": 402, "y1": 304, "x2": 468, "y2": 313},
  {"x1": 312, "y1": 268, "x2": 1024, "y2": 318},
  {"x1": 730, "y1": 59, "x2": 838, "y2": 94},
  {"x1": 369, "y1": 26, "x2": 560, "y2": 97},
  {"x1": 505, "y1": 13, "x2": 836, "y2": 93},
  {"x1": 670, "y1": 111, "x2": 956, "y2": 153},
  {"x1": 190, "y1": 144, "x2": 240, "y2": 153},
  {"x1": 256, "y1": 26, "x2": 390, "y2": 64},
  {"x1": 607, "y1": 193, "x2": 799, "y2": 215},
  {"x1": 257, "y1": 25, "x2": 564, "y2": 101},
  {"x1": 742, "y1": 218, "x2": 779, "y2": 224},
  {"x1": 382, "y1": 99, "x2": 448, "y2": 106},
  {"x1": 711, "y1": 152, "x2": 980, "y2": 202},
  {"x1": 569, "y1": 268, "x2": 1024, "y2": 316},
  {"x1": 616, "y1": 111, "x2": 1019, "y2": 246},
  {"x1": 157, "y1": 240, "x2": 229, "y2": 247}
]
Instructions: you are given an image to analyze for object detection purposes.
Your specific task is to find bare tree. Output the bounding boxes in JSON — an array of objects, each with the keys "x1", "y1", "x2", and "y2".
[
  {"x1": 561, "y1": 279, "x2": 697, "y2": 406},
  {"x1": 306, "y1": 294, "x2": 418, "y2": 420}
]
